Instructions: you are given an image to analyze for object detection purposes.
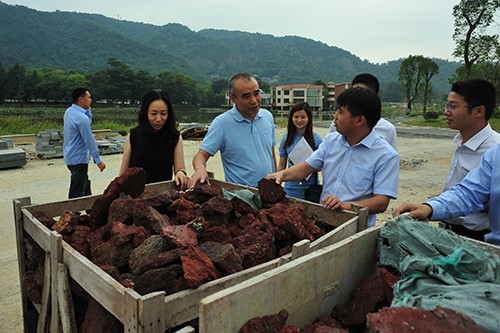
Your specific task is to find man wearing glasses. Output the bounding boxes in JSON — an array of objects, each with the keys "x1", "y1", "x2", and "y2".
[
  {"x1": 189, "y1": 73, "x2": 277, "y2": 188},
  {"x1": 396, "y1": 79, "x2": 500, "y2": 242}
]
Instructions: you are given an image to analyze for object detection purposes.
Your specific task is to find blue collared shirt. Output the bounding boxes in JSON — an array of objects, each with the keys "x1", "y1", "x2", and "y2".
[
  {"x1": 200, "y1": 105, "x2": 276, "y2": 187},
  {"x1": 306, "y1": 130, "x2": 399, "y2": 227},
  {"x1": 63, "y1": 104, "x2": 102, "y2": 166},
  {"x1": 428, "y1": 144, "x2": 500, "y2": 245}
]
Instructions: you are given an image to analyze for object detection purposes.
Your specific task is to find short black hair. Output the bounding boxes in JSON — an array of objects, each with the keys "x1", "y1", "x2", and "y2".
[
  {"x1": 337, "y1": 87, "x2": 381, "y2": 129},
  {"x1": 228, "y1": 73, "x2": 258, "y2": 96},
  {"x1": 71, "y1": 87, "x2": 89, "y2": 103},
  {"x1": 351, "y1": 73, "x2": 379, "y2": 94},
  {"x1": 451, "y1": 79, "x2": 496, "y2": 120}
]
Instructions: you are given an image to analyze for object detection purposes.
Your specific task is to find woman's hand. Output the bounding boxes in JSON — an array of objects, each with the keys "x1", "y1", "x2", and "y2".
[{"x1": 175, "y1": 169, "x2": 189, "y2": 190}]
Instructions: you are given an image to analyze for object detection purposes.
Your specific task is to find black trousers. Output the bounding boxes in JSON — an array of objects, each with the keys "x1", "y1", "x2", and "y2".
[
  {"x1": 441, "y1": 222, "x2": 490, "y2": 242},
  {"x1": 67, "y1": 163, "x2": 91, "y2": 199}
]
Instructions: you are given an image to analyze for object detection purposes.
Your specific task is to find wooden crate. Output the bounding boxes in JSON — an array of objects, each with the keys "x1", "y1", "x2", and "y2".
[
  {"x1": 14, "y1": 179, "x2": 367, "y2": 332},
  {"x1": 199, "y1": 225, "x2": 500, "y2": 333}
]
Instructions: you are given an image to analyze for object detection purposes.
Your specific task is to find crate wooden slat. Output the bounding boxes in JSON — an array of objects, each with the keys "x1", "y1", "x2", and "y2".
[
  {"x1": 15, "y1": 179, "x2": 367, "y2": 332},
  {"x1": 199, "y1": 226, "x2": 500, "y2": 333}
]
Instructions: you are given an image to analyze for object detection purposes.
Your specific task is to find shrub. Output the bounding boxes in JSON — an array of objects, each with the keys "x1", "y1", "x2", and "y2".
[{"x1": 423, "y1": 111, "x2": 440, "y2": 120}]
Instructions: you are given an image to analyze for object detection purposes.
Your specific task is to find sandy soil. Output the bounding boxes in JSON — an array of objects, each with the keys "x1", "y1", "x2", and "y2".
[{"x1": 0, "y1": 126, "x2": 456, "y2": 331}]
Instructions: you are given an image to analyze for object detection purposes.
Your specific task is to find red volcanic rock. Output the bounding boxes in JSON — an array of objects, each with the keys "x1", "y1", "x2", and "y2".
[
  {"x1": 231, "y1": 196, "x2": 258, "y2": 215},
  {"x1": 140, "y1": 189, "x2": 181, "y2": 214},
  {"x1": 302, "y1": 314, "x2": 348, "y2": 333},
  {"x1": 99, "y1": 265, "x2": 120, "y2": 280},
  {"x1": 133, "y1": 267, "x2": 177, "y2": 296},
  {"x1": 202, "y1": 195, "x2": 233, "y2": 216},
  {"x1": 262, "y1": 203, "x2": 324, "y2": 241},
  {"x1": 133, "y1": 226, "x2": 149, "y2": 247},
  {"x1": 231, "y1": 230, "x2": 276, "y2": 269},
  {"x1": 167, "y1": 198, "x2": 199, "y2": 224},
  {"x1": 198, "y1": 241, "x2": 243, "y2": 275},
  {"x1": 23, "y1": 268, "x2": 43, "y2": 304},
  {"x1": 90, "y1": 240, "x2": 134, "y2": 269},
  {"x1": 80, "y1": 298, "x2": 123, "y2": 333},
  {"x1": 108, "y1": 198, "x2": 133, "y2": 225},
  {"x1": 200, "y1": 225, "x2": 233, "y2": 244},
  {"x1": 257, "y1": 209, "x2": 292, "y2": 241},
  {"x1": 279, "y1": 325, "x2": 301, "y2": 333},
  {"x1": 379, "y1": 267, "x2": 400, "y2": 303},
  {"x1": 239, "y1": 309, "x2": 288, "y2": 333},
  {"x1": 258, "y1": 178, "x2": 286, "y2": 204},
  {"x1": 133, "y1": 250, "x2": 183, "y2": 276},
  {"x1": 90, "y1": 167, "x2": 147, "y2": 228},
  {"x1": 128, "y1": 235, "x2": 172, "y2": 275},
  {"x1": 63, "y1": 225, "x2": 91, "y2": 257},
  {"x1": 52, "y1": 210, "x2": 79, "y2": 234},
  {"x1": 181, "y1": 245, "x2": 221, "y2": 288},
  {"x1": 332, "y1": 271, "x2": 390, "y2": 327},
  {"x1": 366, "y1": 306, "x2": 490, "y2": 333},
  {"x1": 23, "y1": 236, "x2": 44, "y2": 271},
  {"x1": 32, "y1": 210, "x2": 56, "y2": 229},
  {"x1": 107, "y1": 221, "x2": 140, "y2": 246},
  {"x1": 160, "y1": 224, "x2": 198, "y2": 248},
  {"x1": 131, "y1": 201, "x2": 172, "y2": 234},
  {"x1": 183, "y1": 182, "x2": 223, "y2": 203}
]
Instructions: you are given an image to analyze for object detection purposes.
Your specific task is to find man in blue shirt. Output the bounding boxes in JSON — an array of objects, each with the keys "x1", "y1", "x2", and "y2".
[
  {"x1": 394, "y1": 144, "x2": 500, "y2": 246},
  {"x1": 188, "y1": 73, "x2": 276, "y2": 188},
  {"x1": 63, "y1": 88, "x2": 106, "y2": 198},
  {"x1": 268, "y1": 88, "x2": 399, "y2": 228}
]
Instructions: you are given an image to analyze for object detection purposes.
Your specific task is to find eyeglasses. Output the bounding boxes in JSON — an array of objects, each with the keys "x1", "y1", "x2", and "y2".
[{"x1": 444, "y1": 103, "x2": 474, "y2": 112}]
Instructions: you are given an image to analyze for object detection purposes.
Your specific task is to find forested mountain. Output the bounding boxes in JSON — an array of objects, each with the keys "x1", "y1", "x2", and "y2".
[{"x1": 0, "y1": 1, "x2": 460, "y2": 97}]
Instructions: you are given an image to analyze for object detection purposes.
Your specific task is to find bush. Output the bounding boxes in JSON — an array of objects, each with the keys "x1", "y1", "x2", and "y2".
[{"x1": 423, "y1": 111, "x2": 440, "y2": 120}]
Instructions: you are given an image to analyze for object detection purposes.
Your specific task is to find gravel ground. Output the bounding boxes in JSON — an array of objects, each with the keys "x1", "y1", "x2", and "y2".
[{"x1": 0, "y1": 126, "x2": 456, "y2": 332}]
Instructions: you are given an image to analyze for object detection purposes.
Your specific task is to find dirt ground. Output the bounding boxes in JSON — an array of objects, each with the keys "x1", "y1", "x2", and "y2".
[{"x1": 0, "y1": 126, "x2": 456, "y2": 331}]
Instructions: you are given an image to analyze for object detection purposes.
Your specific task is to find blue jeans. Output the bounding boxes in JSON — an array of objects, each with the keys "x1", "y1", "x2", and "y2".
[{"x1": 67, "y1": 164, "x2": 91, "y2": 199}]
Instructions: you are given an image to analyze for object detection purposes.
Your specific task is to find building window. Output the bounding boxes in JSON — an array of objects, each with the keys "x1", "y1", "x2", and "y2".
[
  {"x1": 293, "y1": 90, "x2": 305, "y2": 97},
  {"x1": 284, "y1": 90, "x2": 290, "y2": 95},
  {"x1": 284, "y1": 98, "x2": 289, "y2": 103}
]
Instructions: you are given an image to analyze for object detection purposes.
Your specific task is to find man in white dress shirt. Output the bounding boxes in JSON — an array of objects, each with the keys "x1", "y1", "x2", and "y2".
[
  {"x1": 438, "y1": 79, "x2": 500, "y2": 240},
  {"x1": 328, "y1": 73, "x2": 398, "y2": 151}
]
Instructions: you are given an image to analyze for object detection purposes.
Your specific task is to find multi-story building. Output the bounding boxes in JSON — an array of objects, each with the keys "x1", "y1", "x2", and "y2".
[
  {"x1": 271, "y1": 84, "x2": 324, "y2": 111},
  {"x1": 326, "y1": 81, "x2": 351, "y2": 110}
]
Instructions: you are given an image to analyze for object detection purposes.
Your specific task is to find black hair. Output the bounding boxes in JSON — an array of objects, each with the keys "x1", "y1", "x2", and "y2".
[
  {"x1": 351, "y1": 73, "x2": 380, "y2": 94},
  {"x1": 284, "y1": 102, "x2": 316, "y2": 150},
  {"x1": 228, "y1": 73, "x2": 258, "y2": 96},
  {"x1": 337, "y1": 87, "x2": 381, "y2": 129},
  {"x1": 451, "y1": 79, "x2": 497, "y2": 120},
  {"x1": 137, "y1": 90, "x2": 179, "y2": 142},
  {"x1": 71, "y1": 87, "x2": 89, "y2": 103}
]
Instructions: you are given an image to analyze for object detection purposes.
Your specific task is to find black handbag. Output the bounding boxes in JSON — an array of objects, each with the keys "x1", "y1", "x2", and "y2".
[{"x1": 304, "y1": 184, "x2": 322, "y2": 203}]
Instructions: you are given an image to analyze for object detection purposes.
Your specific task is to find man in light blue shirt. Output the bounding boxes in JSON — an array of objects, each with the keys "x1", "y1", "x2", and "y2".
[
  {"x1": 268, "y1": 88, "x2": 399, "y2": 228},
  {"x1": 189, "y1": 73, "x2": 276, "y2": 188},
  {"x1": 63, "y1": 87, "x2": 105, "y2": 198},
  {"x1": 395, "y1": 144, "x2": 500, "y2": 246}
]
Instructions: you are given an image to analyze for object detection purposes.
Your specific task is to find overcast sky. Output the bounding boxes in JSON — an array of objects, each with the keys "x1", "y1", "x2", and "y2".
[{"x1": 4, "y1": 0, "x2": 463, "y2": 64}]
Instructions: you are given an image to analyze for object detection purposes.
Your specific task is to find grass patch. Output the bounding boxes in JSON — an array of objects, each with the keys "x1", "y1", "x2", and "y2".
[{"x1": 402, "y1": 116, "x2": 500, "y2": 132}]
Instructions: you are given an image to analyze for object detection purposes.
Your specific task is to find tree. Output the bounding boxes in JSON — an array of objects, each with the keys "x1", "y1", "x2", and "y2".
[
  {"x1": 398, "y1": 55, "x2": 424, "y2": 114},
  {"x1": 398, "y1": 55, "x2": 439, "y2": 113},
  {"x1": 452, "y1": 0, "x2": 500, "y2": 77},
  {"x1": 156, "y1": 71, "x2": 200, "y2": 105},
  {"x1": 0, "y1": 61, "x2": 6, "y2": 101},
  {"x1": 419, "y1": 58, "x2": 439, "y2": 112},
  {"x1": 4, "y1": 63, "x2": 26, "y2": 101}
]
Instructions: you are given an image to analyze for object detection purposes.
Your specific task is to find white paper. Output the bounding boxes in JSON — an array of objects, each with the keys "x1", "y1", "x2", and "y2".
[{"x1": 288, "y1": 136, "x2": 314, "y2": 181}]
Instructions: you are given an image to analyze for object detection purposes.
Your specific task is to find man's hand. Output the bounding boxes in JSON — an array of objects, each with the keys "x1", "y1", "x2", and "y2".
[
  {"x1": 321, "y1": 194, "x2": 351, "y2": 211},
  {"x1": 266, "y1": 171, "x2": 284, "y2": 184},
  {"x1": 97, "y1": 162, "x2": 106, "y2": 172},
  {"x1": 393, "y1": 202, "x2": 432, "y2": 220},
  {"x1": 188, "y1": 167, "x2": 209, "y2": 189}
]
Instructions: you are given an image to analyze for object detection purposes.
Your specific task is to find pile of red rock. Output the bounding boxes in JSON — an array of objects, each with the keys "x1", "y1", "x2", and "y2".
[
  {"x1": 238, "y1": 268, "x2": 489, "y2": 333},
  {"x1": 23, "y1": 169, "x2": 328, "y2": 331}
]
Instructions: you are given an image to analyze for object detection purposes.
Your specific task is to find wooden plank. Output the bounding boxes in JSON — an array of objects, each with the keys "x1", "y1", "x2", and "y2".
[
  {"x1": 174, "y1": 326, "x2": 196, "y2": 333},
  {"x1": 138, "y1": 292, "x2": 165, "y2": 333},
  {"x1": 21, "y1": 207, "x2": 52, "y2": 251},
  {"x1": 36, "y1": 253, "x2": 51, "y2": 333},
  {"x1": 50, "y1": 232, "x2": 62, "y2": 333},
  {"x1": 199, "y1": 227, "x2": 381, "y2": 333},
  {"x1": 57, "y1": 264, "x2": 77, "y2": 333},
  {"x1": 61, "y1": 241, "x2": 141, "y2": 327},
  {"x1": 13, "y1": 197, "x2": 32, "y2": 333},
  {"x1": 291, "y1": 239, "x2": 310, "y2": 260}
]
